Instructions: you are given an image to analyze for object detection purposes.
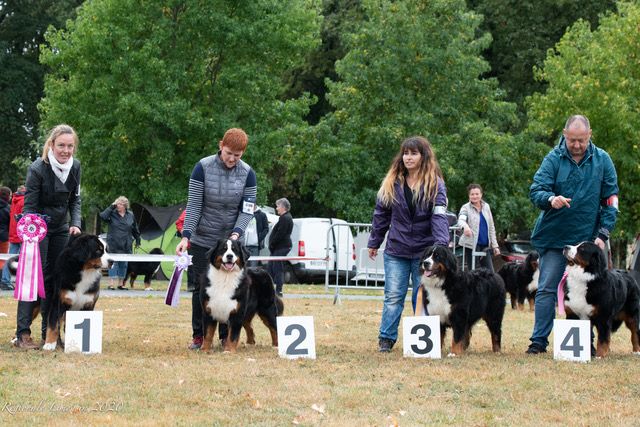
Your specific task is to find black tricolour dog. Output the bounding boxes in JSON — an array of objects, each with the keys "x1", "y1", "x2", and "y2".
[
  {"x1": 200, "y1": 238, "x2": 283, "y2": 352},
  {"x1": 420, "y1": 245, "x2": 506, "y2": 356},
  {"x1": 43, "y1": 234, "x2": 105, "y2": 351},
  {"x1": 498, "y1": 251, "x2": 539, "y2": 311},
  {"x1": 562, "y1": 241, "x2": 640, "y2": 357},
  {"x1": 122, "y1": 247, "x2": 164, "y2": 290}
]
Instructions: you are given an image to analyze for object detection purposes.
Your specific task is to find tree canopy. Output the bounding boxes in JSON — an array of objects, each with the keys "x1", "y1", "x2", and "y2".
[
  {"x1": 527, "y1": 1, "x2": 640, "y2": 238},
  {"x1": 39, "y1": 0, "x2": 321, "y2": 210},
  {"x1": 0, "y1": 0, "x2": 83, "y2": 189},
  {"x1": 292, "y1": 0, "x2": 540, "y2": 233}
]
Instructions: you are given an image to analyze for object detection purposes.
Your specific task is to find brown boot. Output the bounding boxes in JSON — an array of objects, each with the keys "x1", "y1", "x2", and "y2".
[{"x1": 14, "y1": 333, "x2": 40, "y2": 350}]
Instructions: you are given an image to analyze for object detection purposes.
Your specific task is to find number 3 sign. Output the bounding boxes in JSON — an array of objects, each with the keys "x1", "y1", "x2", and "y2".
[
  {"x1": 403, "y1": 316, "x2": 442, "y2": 358},
  {"x1": 64, "y1": 311, "x2": 103, "y2": 354},
  {"x1": 277, "y1": 316, "x2": 316, "y2": 359},
  {"x1": 553, "y1": 319, "x2": 591, "y2": 362}
]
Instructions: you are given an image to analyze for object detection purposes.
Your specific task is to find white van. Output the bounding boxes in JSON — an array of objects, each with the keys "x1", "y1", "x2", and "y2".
[{"x1": 261, "y1": 217, "x2": 357, "y2": 283}]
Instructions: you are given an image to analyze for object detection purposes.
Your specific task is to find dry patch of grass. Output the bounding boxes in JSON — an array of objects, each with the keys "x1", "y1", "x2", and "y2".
[{"x1": 0, "y1": 294, "x2": 639, "y2": 426}]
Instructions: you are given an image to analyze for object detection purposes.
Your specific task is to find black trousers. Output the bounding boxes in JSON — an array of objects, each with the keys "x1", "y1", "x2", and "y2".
[
  {"x1": 269, "y1": 247, "x2": 291, "y2": 293},
  {"x1": 190, "y1": 243, "x2": 227, "y2": 340},
  {"x1": 16, "y1": 224, "x2": 69, "y2": 339},
  {"x1": 463, "y1": 246, "x2": 494, "y2": 272}
]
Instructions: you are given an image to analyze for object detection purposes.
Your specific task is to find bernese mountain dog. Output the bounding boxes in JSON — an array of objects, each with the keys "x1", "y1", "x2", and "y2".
[
  {"x1": 420, "y1": 245, "x2": 506, "y2": 356},
  {"x1": 200, "y1": 238, "x2": 284, "y2": 352},
  {"x1": 43, "y1": 234, "x2": 105, "y2": 351},
  {"x1": 562, "y1": 241, "x2": 640, "y2": 357},
  {"x1": 122, "y1": 247, "x2": 164, "y2": 290},
  {"x1": 498, "y1": 251, "x2": 539, "y2": 311}
]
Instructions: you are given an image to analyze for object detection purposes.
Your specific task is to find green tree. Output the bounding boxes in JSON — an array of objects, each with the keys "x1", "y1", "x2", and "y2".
[
  {"x1": 295, "y1": 0, "x2": 538, "y2": 235},
  {"x1": 39, "y1": 0, "x2": 321, "y2": 211},
  {"x1": 0, "y1": 0, "x2": 83, "y2": 189},
  {"x1": 467, "y1": 0, "x2": 616, "y2": 122},
  {"x1": 527, "y1": 1, "x2": 640, "y2": 239}
]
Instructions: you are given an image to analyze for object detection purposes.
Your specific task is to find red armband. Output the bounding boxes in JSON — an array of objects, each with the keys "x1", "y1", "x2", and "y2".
[{"x1": 603, "y1": 195, "x2": 618, "y2": 210}]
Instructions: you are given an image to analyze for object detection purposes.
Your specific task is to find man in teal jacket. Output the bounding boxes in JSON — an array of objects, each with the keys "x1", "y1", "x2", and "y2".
[{"x1": 526, "y1": 115, "x2": 618, "y2": 355}]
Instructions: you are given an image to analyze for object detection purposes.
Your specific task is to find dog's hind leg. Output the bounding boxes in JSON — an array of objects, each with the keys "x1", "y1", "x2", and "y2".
[
  {"x1": 258, "y1": 304, "x2": 280, "y2": 346},
  {"x1": 243, "y1": 317, "x2": 256, "y2": 345},
  {"x1": 622, "y1": 315, "x2": 640, "y2": 353}
]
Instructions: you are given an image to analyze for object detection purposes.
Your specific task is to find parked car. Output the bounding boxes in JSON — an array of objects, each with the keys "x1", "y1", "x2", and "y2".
[
  {"x1": 261, "y1": 217, "x2": 357, "y2": 284},
  {"x1": 493, "y1": 239, "x2": 535, "y2": 271}
]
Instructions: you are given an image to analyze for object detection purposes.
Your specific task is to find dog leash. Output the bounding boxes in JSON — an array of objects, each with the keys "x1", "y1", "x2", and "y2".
[{"x1": 557, "y1": 271, "x2": 568, "y2": 316}]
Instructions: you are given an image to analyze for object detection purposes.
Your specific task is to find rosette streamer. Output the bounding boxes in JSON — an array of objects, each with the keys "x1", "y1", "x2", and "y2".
[
  {"x1": 165, "y1": 252, "x2": 192, "y2": 307},
  {"x1": 14, "y1": 214, "x2": 48, "y2": 302}
]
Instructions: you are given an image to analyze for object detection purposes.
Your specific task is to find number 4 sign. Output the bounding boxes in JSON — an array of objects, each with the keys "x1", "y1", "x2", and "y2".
[
  {"x1": 277, "y1": 316, "x2": 316, "y2": 359},
  {"x1": 64, "y1": 311, "x2": 103, "y2": 354},
  {"x1": 553, "y1": 319, "x2": 591, "y2": 362}
]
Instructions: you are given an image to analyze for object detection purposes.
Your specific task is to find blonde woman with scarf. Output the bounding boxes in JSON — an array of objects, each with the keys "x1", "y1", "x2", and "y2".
[{"x1": 13, "y1": 124, "x2": 82, "y2": 349}]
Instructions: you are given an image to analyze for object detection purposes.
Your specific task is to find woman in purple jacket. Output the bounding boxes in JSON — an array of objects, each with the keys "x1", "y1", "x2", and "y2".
[{"x1": 368, "y1": 136, "x2": 450, "y2": 353}]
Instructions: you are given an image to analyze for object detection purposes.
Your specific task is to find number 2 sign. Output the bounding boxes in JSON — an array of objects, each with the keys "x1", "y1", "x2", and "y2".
[
  {"x1": 277, "y1": 316, "x2": 316, "y2": 359},
  {"x1": 64, "y1": 311, "x2": 103, "y2": 354}
]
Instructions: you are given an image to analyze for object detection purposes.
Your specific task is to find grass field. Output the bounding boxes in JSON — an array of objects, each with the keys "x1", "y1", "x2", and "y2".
[{"x1": 1, "y1": 286, "x2": 639, "y2": 426}]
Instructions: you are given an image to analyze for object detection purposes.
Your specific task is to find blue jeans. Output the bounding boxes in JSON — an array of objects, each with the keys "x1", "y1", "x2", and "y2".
[
  {"x1": 378, "y1": 253, "x2": 422, "y2": 342},
  {"x1": 1, "y1": 242, "x2": 21, "y2": 284},
  {"x1": 530, "y1": 248, "x2": 566, "y2": 349},
  {"x1": 109, "y1": 261, "x2": 128, "y2": 279}
]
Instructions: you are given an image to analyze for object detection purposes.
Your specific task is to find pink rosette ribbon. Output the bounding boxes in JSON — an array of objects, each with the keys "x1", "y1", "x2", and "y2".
[
  {"x1": 557, "y1": 270, "x2": 568, "y2": 316},
  {"x1": 14, "y1": 214, "x2": 48, "y2": 302},
  {"x1": 165, "y1": 252, "x2": 192, "y2": 307}
]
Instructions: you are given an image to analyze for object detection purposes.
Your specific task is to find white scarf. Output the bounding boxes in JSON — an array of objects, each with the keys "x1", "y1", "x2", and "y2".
[{"x1": 47, "y1": 150, "x2": 73, "y2": 184}]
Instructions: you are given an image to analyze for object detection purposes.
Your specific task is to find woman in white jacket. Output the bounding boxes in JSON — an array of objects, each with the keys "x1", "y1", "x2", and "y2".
[{"x1": 457, "y1": 183, "x2": 500, "y2": 271}]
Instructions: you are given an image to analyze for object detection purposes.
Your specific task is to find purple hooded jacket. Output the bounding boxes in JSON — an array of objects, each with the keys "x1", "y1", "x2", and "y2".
[{"x1": 368, "y1": 178, "x2": 449, "y2": 259}]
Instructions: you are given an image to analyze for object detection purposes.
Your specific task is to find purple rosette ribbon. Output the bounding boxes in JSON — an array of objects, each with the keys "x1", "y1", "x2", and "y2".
[
  {"x1": 14, "y1": 214, "x2": 48, "y2": 302},
  {"x1": 165, "y1": 252, "x2": 192, "y2": 307}
]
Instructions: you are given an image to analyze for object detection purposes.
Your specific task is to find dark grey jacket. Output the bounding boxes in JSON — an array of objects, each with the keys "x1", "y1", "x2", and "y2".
[
  {"x1": 190, "y1": 155, "x2": 252, "y2": 248},
  {"x1": 23, "y1": 158, "x2": 82, "y2": 229},
  {"x1": 269, "y1": 212, "x2": 293, "y2": 252},
  {"x1": 100, "y1": 205, "x2": 141, "y2": 253}
]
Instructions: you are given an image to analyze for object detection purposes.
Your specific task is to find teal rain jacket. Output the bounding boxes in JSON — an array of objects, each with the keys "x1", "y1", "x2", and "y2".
[{"x1": 530, "y1": 136, "x2": 618, "y2": 250}]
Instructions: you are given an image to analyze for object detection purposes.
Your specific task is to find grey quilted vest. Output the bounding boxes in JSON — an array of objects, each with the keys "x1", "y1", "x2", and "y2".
[{"x1": 190, "y1": 155, "x2": 251, "y2": 248}]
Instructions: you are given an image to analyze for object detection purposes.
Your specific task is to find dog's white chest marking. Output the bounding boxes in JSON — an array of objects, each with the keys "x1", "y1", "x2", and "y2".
[
  {"x1": 565, "y1": 266, "x2": 595, "y2": 319},
  {"x1": 67, "y1": 270, "x2": 101, "y2": 310},
  {"x1": 206, "y1": 267, "x2": 242, "y2": 323},
  {"x1": 422, "y1": 277, "x2": 451, "y2": 322},
  {"x1": 527, "y1": 269, "x2": 539, "y2": 293}
]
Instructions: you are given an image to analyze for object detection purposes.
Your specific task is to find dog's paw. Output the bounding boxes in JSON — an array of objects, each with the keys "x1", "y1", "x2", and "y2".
[
  {"x1": 42, "y1": 342, "x2": 57, "y2": 351},
  {"x1": 633, "y1": 351, "x2": 640, "y2": 356},
  {"x1": 447, "y1": 352, "x2": 457, "y2": 358}
]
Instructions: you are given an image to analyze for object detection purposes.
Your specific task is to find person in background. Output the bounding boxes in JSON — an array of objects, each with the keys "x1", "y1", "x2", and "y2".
[
  {"x1": 526, "y1": 114, "x2": 618, "y2": 355},
  {"x1": 15, "y1": 124, "x2": 82, "y2": 349},
  {"x1": 1, "y1": 185, "x2": 26, "y2": 290},
  {"x1": 457, "y1": 183, "x2": 500, "y2": 271},
  {"x1": 100, "y1": 196, "x2": 141, "y2": 290},
  {"x1": 244, "y1": 205, "x2": 269, "y2": 267},
  {"x1": 268, "y1": 198, "x2": 293, "y2": 296},
  {"x1": 176, "y1": 128, "x2": 256, "y2": 350},
  {"x1": 367, "y1": 136, "x2": 450, "y2": 353},
  {"x1": 0, "y1": 187, "x2": 11, "y2": 284}
]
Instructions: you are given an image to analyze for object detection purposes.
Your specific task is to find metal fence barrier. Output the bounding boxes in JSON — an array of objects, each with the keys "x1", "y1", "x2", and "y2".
[{"x1": 323, "y1": 222, "x2": 468, "y2": 304}]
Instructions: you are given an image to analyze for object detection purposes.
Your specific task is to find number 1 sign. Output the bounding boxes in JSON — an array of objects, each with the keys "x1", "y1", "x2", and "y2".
[
  {"x1": 65, "y1": 311, "x2": 103, "y2": 354},
  {"x1": 277, "y1": 316, "x2": 316, "y2": 359}
]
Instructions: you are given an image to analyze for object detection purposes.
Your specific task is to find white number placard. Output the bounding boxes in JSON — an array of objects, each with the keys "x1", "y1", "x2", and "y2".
[
  {"x1": 65, "y1": 311, "x2": 103, "y2": 354},
  {"x1": 553, "y1": 319, "x2": 590, "y2": 362},
  {"x1": 277, "y1": 316, "x2": 316, "y2": 360},
  {"x1": 403, "y1": 316, "x2": 441, "y2": 359}
]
